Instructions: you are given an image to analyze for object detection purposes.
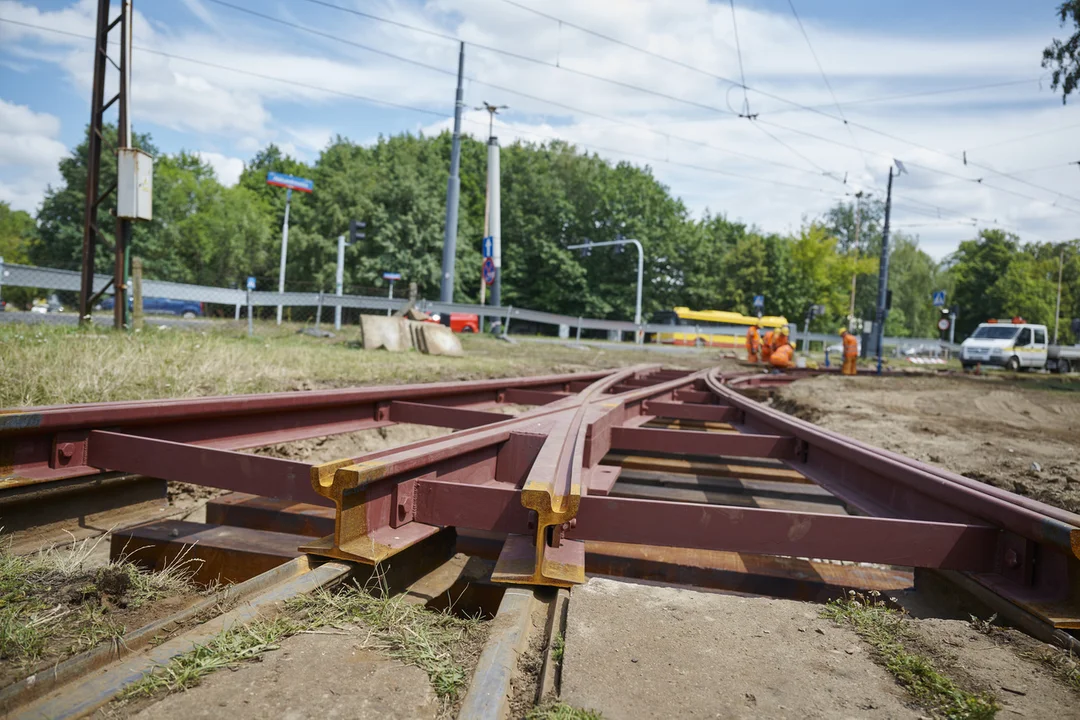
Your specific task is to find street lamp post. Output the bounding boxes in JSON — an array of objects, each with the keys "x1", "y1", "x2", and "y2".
[{"x1": 567, "y1": 238, "x2": 644, "y2": 344}]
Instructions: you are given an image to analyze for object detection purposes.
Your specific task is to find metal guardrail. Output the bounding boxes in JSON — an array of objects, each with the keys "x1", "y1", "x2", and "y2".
[{"x1": 0, "y1": 261, "x2": 955, "y2": 348}]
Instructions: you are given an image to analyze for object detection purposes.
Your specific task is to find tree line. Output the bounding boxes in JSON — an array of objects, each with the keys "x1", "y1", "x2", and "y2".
[{"x1": 1, "y1": 124, "x2": 1076, "y2": 342}]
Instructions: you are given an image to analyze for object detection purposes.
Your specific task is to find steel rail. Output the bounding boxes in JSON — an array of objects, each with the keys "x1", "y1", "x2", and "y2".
[
  {"x1": 4, "y1": 364, "x2": 1078, "y2": 629},
  {"x1": 708, "y1": 368, "x2": 1080, "y2": 629},
  {"x1": 0, "y1": 369, "x2": 616, "y2": 491}
]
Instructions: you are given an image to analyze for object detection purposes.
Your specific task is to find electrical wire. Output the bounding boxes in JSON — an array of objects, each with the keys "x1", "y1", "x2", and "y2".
[
  {"x1": 0, "y1": 17, "x2": 849, "y2": 202},
  {"x1": 200, "y1": 1, "x2": 850, "y2": 182},
  {"x1": 786, "y1": 0, "x2": 874, "y2": 177},
  {"x1": 727, "y1": 0, "x2": 752, "y2": 116},
  {"x1": 496, "y1": 0, "x2": 1080, "y2": 211}
]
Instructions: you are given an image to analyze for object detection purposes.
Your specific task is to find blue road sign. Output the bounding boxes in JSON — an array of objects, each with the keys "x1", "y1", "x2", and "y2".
[
  {"x1": 382, "y1": 272, "x2": 402, "y2": 281},
  {"x1": 266, "y1": 171, "x2": 314, "y2": 193},
  {"x1": 482, "y1": 257, "x2": 496, "y2": 285},
  {"x1": 932, "y1": 290, "x2": 946, "y2": 307},
  {"x1": 752, "y1": 295, "x2": 764, "y2": 309},
  {"x1": 482, "y1": 236, "x2": 494, "y2": 258},
  {"x1": 246, "y1": 276, "x2": 256, "y2": 291}
]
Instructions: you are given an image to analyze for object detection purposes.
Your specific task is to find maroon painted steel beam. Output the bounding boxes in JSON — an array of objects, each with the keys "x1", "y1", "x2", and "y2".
[
  {"x1": 610, "y1": 426, "x2": 796, "y2": 460},
  {"x1": 389, "y1": 401, "x2": 511, "y2": 429},
  {"x1": 502, "y1": 388, "x2": 571, "y2": 406},
  {"x1": 572, "y1": 493, "x2": 999, "y2": 571},
  {"x1": 86, "y1": 430, "x2": 325, "y2": 505},
  {"x1": 411, "y1": 480, "x2": 998, "y2": 571},
  {"x1": 643, "y1": 401, "x2": 737, "y2": 423}
]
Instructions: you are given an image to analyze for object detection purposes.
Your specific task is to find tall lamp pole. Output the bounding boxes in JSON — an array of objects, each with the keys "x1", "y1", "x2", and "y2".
[
  {"x1": 874, "y1": 160, "x2": 905, "y2": 374},
  {"x1": 568, "y1": 238, "x2": 644, "y2": 344}
]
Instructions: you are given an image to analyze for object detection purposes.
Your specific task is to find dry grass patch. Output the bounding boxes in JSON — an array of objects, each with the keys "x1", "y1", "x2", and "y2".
[{"x1": 0, "y1": 322, "x2": 711, "y2": 407}]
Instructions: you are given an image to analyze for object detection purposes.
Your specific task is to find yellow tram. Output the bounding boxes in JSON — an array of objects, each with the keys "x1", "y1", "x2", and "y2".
[{"x1": 648, "y1": 307, "x2": 788, "y2": 348}]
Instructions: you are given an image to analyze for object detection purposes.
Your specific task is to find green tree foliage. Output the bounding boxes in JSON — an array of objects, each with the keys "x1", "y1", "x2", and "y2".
[
  {"x1": 0, "y1": 201, "x2": 38, "y2": 307},
  {"x1": 1043, "y1": 1, "x2": 1080, "y2": 103},
  {"x1": 946, "y1": 230, "x2": 1079, "y2": 342},
  {"x1": 25, "y1": 124, "x2": 1079, "y2": 342}
]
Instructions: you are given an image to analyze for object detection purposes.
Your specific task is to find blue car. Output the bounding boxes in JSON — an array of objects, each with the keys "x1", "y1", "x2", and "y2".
[{"x1": 100, "y1": 296, "x2": 204, "y2": 319}]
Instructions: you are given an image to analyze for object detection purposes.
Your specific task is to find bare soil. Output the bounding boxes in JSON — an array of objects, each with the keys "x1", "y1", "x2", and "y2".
[
  {"x1": 0, "y1": 563, "x2": 200, "y2": 690},
  {"x1": 561, "y1": 577, "x2": 1079, "y2": 719},
  {"x1": 767, "y1": 373, "x2": 1080, "y2": 514},
  {"x1": 118, "y1": 632, "x2": 442, "y2": 720}
]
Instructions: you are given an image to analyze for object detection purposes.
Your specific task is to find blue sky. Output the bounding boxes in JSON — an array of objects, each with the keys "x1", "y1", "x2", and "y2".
[{"x1": 1, "y1": 0, "x2": 1078, "y2": 260}]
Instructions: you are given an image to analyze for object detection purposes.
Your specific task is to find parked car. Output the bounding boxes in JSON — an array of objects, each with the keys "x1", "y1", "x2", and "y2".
[
  {"x1": 100, "y1": 296, "x2": 204, "y2": 319},
  {"x1": 424, "y1": 311, "x2": 479, "y2": 333}
]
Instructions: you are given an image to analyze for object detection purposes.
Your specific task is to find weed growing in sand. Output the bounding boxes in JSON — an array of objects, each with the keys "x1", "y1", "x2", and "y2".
[
  {"x1": 289, "y1": 577, "x2": 485, "y2": 704},
  {"x1": 122, "y1": 617, "x2": 297, "y2": 697},
  {"x1": 0, "y1": 536, "x2": 199, "y2": 667},
  {"x1": 824, "y1": 590, "x2": 998, "y2": 720},
  {"x1": 526, "y1": 701, "x2": 604, "y2": 720}
]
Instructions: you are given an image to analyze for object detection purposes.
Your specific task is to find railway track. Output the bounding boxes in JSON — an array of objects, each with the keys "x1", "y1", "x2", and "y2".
[{"x1": 2, "y1": 364, "x2": 1079, "y2": 717}]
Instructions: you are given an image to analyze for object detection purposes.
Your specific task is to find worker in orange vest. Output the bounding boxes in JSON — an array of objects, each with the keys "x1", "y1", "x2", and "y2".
[
  {"x1": 761, "y1": 328, "x2": 774, "y2": 364},
  {"x1": 840, "y1": 328, "x2": 859, "y2": 376},
  {"x1": 746, "y1": 323, "x2": 761, "y2": 363},
  {"x1": 769, "y1": 327, "x2": 794, "y2": 368}
]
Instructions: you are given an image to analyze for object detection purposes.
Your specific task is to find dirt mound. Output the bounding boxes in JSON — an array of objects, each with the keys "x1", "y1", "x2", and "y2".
[{"x1": 767, "y1": 374, "x2": 1080, "y2": 515}]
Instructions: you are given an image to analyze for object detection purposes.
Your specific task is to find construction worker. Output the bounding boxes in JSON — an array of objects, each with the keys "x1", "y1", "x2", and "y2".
[
  {"x1": 761, "y1": 327, "x2": 774, "y2": 364},
  {"x1": 746, "y1": 323, "x2": 761, "y2": 363},
  {"x1": 840, "y1": 328, "x2": 859, "y2": 376},
  {"x1": 769, "y1": 327, "x2": 794, "y2": 369}
]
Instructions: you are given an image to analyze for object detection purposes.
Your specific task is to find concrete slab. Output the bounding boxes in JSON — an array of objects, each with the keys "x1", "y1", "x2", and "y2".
[
  {"x1": 133, "y1": 632, "x2": 439, "y2": 720},
  {"x1": 562, "y1": 577, "x2": 919, "y2": 719}
]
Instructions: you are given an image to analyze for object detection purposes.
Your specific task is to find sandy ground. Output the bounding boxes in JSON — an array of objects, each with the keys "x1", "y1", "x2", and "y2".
[
  {"x1": 561, "y1": 578, "x2": 1078, "y2": 720},
  {"x1": 122, "y1": 633, "x2": 441, "y2": 720},
  {"x1": 563, "y1": 578, "x2": 919, "y2": 719},
  {"x1": 769, "y1": 373, "x2": 1080, "y2": 514}
]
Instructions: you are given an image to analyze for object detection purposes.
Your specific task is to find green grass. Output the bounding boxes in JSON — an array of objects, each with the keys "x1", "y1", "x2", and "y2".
[
  {"x1": 823, "y1": 591, "x2": 998, "y2": 720},
  {"x1": 552, "y1": 631, "x2": 565, "y2": 663},
  {"x1": 122, "y1": 617, "x2": 297, "y2": 698},
  {"x1": 0, "y1": 537, "x2": 199, "y2": 667},
  {"x1": 525, "y1": 702, "x2": 604, "y2": 720},
  {"x1": 0, "y1": 322, "x2": 712, "y2": 407},
  {"x1": 289, "y1": 579, "x2": 484, "y2": 704}
]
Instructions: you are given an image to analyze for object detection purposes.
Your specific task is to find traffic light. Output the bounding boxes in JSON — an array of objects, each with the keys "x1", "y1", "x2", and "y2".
[{"x1": 349, "y1": 219, "x2": 366, "y2": 245}]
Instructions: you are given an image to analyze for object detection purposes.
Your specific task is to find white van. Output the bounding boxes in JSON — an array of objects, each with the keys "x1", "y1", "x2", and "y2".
[{"x1": 960, "y1": 321, "x2": 1048, "y2": 371}]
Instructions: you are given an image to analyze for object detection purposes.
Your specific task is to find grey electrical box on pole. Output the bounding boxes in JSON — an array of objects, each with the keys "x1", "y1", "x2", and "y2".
[
  {"x1": 440, "y1": 42, "x2": 465, "y2": 303},
  {"x1": 335, "y1": 234, "x2": 345, "y2": 330},
  {"x1": 488, "y1": 135, "x2": 502, "y2": 307}
]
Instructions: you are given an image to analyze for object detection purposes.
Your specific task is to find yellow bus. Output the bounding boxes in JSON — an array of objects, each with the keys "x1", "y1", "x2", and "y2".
[{"x1": 648, "y1": 307, "x2": 788, "y2": 348}]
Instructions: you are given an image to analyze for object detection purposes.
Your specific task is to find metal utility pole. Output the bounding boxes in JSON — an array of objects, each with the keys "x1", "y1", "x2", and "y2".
[
  {"x1": 875, "y1": 163, "x2": 903, "y2": 374},
  {"x1": 113, "y1": 0, "x2": 133, "y2": 329},
  {"x1": 488, "y1": 136, "x2": 502, "y2": 307},
  {"x1": 276, "y1": 188, "x2": 292, "y2": 325},
  {"x1": 334, "y1": 234, "x2": 346, "y2": 330},
  {"x1": 1054, "y1": 250, "x2": 1064, "y2": 345},
  {"x1": 477, "y1": 102, "x2": 507, "y2": 310},
  {"x1": 847, "y1": 191, "x2": 864, "y2": 327},
  {"x1": 568, "y1": 239, "x2": 644, "y2": 344},
  {"x1": 440, "y1": 42, "x2": 465, "y2": 303},
  {"x1": 77, "y1": 0, "x2": 115, "y2": 325}
]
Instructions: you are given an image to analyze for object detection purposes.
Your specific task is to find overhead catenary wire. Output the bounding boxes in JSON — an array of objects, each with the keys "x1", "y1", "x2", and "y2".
[
  {"x1": 786, "y1": 0, "x2": 874, "y2": 178},
  {"x1": 0, "y1": 16, "x2": 851, "y2": 205},
  {"x1": 496, "y1": 0, "x2": 1080, "y2": 212},
  {"x1": 198, "y1": 1, "x2": 850, "y2": 183},
  {"x1": 3, "y1": 16, "x2": 1062, "y2": 244}
]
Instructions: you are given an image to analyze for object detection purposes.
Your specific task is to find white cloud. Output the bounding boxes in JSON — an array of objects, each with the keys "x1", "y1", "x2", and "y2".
[
  {"x1": 0, "y1": 99, "x2": 67, "y2": 213},
  {"x1": 194, "y1": 151, "x2": 244, "y2": 186},
  {"x1": 2, "y1": 0, "x2": 1080, "y2": 255}
]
